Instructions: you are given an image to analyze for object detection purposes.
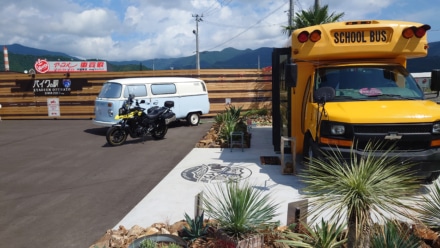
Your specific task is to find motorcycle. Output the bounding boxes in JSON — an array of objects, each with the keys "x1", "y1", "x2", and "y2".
[{"x1": 106, "y1": 94, "x2": 176, "y2": 146}]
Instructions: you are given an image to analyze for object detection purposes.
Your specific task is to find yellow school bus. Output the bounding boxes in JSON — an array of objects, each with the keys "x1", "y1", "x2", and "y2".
[{"x1": 272, "y1": 20, "x2": 440, "y2": 182}]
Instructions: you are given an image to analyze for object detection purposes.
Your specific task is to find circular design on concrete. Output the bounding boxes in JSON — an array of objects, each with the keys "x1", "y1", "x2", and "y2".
[{"x1": 181, "y1": 163, "x2": 252, "y2": 183}]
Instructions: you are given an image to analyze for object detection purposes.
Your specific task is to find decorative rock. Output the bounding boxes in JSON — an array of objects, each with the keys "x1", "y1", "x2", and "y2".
[
  {"x1": 433, "y1": 235, "x2": 440, "y2": 248},
  {"x1": 169, "y1": 220, "x2": 188, "y2": 233},
  {"x1": 413, "y1": 224, "x2": 439, "y2": 241},
  {"x1": 110, "y1": 233, "x2": 125, "y2": 248},
  {"x1": 127, "y1": 225, "x2": 145, "y2": 237},
  {"x1": 144, "y1": 227, "x2": 160, "y2": 236},
  {"x1": 118, "y1": 225, "x2": 128, "y2": 236}
]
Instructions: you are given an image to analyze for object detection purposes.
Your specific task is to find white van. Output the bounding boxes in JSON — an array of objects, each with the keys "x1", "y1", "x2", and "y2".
[{"x1": 93, "y1": 77, "x2": 210, "y2": 126}]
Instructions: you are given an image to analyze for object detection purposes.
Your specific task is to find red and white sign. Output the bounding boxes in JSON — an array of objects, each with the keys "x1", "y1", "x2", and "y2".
[
  {"x1": 47, "y1": 98, "x2": 60, "y2": 117},
  {"x1": 34, "y1": 59, "x2": 107, "y2": 73}
]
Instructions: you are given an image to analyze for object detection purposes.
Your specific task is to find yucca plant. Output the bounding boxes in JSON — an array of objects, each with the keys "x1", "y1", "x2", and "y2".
[
  {"x1": 180, "y1": 211, "x2": 209, "y2": 241},
  {"x1": 418, "y1": 179, "x2": 440, "y2": 229},
  {"x1": 300, "y1": 141, "x2": 422, "y2": 248},
  {"x1": 370, "y1": 220, "x2": 421, "y2": 248},
  {"x1": 202, "y1": 179, "x2": 279, "y2": 240},
  {"x1": 276, "y1": 218, "x2": 347, "y2": 248}
]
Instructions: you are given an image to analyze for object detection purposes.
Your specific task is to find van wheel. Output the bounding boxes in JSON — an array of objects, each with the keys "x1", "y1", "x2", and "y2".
[{"x1": 187, "y1": 113, "x2": 200, "y2": 126}]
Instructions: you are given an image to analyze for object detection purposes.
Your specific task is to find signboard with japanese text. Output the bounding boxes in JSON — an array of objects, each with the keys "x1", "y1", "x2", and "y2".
[
  {"x1": 33, "y1": 79, "x2": 72, "y2": 96},
  {"x1": 13, "y1": 78, "x2": 90, "y2": 96},
  {"x1": 34, "y1": 59, "x2": 107, "y2": 73}
]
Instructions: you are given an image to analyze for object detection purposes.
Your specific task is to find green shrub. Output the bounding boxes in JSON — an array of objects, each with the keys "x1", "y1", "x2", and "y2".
[
  {"x1": 277, "y1": 219, "x2": 347, "y2": 248},
  {"x1": 370, "y1": 220, "x2": 421, "y2": 248},
  {"x1": 202, "y1": 180, "x2": 279, "y2": 240},
  {"x1": 180, "y1": 211, "x2": 209, "y2": 241}
]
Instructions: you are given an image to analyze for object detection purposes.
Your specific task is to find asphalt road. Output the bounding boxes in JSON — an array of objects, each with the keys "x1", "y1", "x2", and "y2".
[{"x1": 0, "y1": 119, "x2": 212, "y2": 248}]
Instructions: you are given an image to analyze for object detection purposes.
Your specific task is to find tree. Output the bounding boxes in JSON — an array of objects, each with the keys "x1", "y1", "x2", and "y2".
[
  {"x1": 299, "y1": 142, "x2": 422, "y2": 248},
  {"x1": 283, "y1": 4, "x2": 344, "y2": 35}
]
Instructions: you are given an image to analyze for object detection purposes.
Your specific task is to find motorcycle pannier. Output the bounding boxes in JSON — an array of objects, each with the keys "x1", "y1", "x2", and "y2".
[{"x1": 163, "y1": 112, "x2": 176, "y2": 125}]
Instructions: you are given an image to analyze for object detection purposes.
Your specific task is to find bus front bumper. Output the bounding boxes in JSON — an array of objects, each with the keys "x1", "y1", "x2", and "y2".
[{"x1": 314, "y1": 144, "x2": 440, "y2": 178}]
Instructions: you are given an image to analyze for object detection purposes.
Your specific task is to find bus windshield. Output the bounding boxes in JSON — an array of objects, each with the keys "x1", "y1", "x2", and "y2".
[{"x1": 315, "y1": 65, "x2": 424, "y2": 101}]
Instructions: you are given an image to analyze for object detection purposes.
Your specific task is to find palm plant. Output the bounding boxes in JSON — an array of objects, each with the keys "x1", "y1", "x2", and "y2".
[
  {"x1": 283, "y1": 4, "x2": 344, "y2": 34},
  {"x1": 215, "y1": 105, "x2": 244, "y2": 143},
  {"x1": 202, "y1": 179, "x2": 279, "y2": 240},
  {"x1": 370, "y1": 220, "x2": 421, "y2": 248},
  {"x1": 277, "y1": 218, "x2": 347, "y2": 248},
  {"x1": 418, "y1": 179, "x2": 440, "y2": 229},
  {"x1": 299, "y1": 141, "x2": 422, "y2": 248}
]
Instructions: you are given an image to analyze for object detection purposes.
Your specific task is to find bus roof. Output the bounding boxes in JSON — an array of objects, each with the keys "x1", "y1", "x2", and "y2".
[{"x1": 290, "y1": 20, "x2": 430, "y2": 62}]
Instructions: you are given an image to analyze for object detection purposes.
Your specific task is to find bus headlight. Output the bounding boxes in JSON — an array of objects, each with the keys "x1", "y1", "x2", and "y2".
[
  {"x1": 331, "y1": 124, "x2": 345, "y2": 135},
  {"x1": 108, "y1": 110, "x2": 114, "y2": 117},
  {"x1": 433, "y1": 123, "x2": 440, "y2": 134}
]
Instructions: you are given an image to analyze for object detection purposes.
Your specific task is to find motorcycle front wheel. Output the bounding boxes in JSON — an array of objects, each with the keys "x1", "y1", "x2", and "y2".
[
  {"x1": 106, "y1": 126, "x2": 128, "y2": 146},
  {"x1": 151, "y1": 122, "x2": 168, "y2": 139}
]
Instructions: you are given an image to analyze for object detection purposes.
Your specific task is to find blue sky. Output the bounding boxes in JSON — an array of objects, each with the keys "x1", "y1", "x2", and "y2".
[{"x1": 1, "y1": 0, "x2": 439, "y2": 61}]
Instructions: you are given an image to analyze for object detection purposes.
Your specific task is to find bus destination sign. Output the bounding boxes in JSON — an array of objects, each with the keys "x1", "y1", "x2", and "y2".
[{"x1": 333, "y1": 29, "x2": 389, "y2": 44}]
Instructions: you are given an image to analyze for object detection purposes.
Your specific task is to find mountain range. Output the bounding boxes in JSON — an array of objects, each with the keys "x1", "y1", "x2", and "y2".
[{"x1": 1, "y1": 42, "x2": 440, "y2": 73}]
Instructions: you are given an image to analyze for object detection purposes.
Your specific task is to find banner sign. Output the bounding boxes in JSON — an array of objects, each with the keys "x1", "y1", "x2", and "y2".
[{"x1": 34, "y1": 59, "x2": 107, "y2": 73}]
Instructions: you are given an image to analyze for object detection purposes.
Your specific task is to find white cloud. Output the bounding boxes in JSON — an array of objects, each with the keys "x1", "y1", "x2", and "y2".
[{"x1": 0, "y1": 0, "x2": 439, "y2": 61}]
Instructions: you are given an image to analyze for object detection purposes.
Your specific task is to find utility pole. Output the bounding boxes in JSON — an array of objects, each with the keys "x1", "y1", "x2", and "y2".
[
  {"x1": 314, "y1": 0, "x2": 320, "y2": 10},
  {"x1": 288, "y1": 0, "x2": 294, "y2": 36},
  {"x1": 192, "y1": 14, "x2": 203, "y2": 73}
]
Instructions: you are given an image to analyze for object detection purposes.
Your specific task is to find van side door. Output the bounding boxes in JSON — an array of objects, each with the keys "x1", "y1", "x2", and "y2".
[{"x1": 149, "y1": 83, "x2": 179, "y2": 113}]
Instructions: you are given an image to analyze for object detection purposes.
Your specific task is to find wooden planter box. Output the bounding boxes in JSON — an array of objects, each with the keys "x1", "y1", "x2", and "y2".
[{"x1": 215, "y1": 230, "x2": 264, "y2": 248}]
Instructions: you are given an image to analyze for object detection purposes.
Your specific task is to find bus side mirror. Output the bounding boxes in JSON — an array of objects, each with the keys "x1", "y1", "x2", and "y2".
[
  {"x1": 285, "y1": 63, "x2": 297, "y2": 88},
  {"x1": 430, "y1": 69, "x2": 440, "y2": 92}
]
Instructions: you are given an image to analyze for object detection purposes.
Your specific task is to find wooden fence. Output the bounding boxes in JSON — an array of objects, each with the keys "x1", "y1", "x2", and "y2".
[{"x1": 0, "y1": 69, "x2": 272, "y2": 120}]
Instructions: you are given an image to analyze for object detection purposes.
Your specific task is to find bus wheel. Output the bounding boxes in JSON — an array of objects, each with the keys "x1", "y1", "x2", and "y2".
[
  {"x1": 187, "y1": 112, "x2": 200, "y2": 126},
  {"x1": 302, "y1": 133, "x2": 314, "y2": 166}
]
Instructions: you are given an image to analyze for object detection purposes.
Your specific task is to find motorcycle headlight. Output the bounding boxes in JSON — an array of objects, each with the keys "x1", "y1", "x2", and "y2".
[{"x1": 119, "y1": 107, "x2": 126, "y2": 115}]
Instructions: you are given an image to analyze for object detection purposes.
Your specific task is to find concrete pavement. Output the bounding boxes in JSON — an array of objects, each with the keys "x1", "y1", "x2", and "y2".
[{"x1": 115, "y1": 126, "x2": 306, "y2": 229}]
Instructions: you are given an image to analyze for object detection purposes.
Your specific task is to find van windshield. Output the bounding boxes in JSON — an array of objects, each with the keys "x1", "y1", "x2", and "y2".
[
  {"x1": 315, "y1": 65, "x2": 424, "y2": 101},
  {"x1": 98, "y1": 82, "x2": 122, "y2": 98}
]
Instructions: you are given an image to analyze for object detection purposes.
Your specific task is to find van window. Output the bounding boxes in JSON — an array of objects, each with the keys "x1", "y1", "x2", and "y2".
[
  {"x1": 123, "y1": 85, "x2": 148, "y2": 98},
  {"x1": 151, "y1": 83, "x2": 176, "y2": 95},
  {"x1": 98, "y1": 82, "x2": 122, "y2": 98}
]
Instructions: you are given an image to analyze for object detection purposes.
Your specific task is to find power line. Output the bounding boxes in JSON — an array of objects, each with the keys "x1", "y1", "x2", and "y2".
[
  {"x1": 204, "y1": 20, "x2": 284, "y2": 29},
  {"x1": 204, "y1": 1, "x2": 289, "y2": 52},
  {"x1": 201, "y1": 0, "x2": 233, "y2": 17}
]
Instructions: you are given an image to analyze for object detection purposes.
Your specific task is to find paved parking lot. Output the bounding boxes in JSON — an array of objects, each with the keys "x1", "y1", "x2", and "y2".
[{"x1": 0, "y1": 119, "x2": 212, "y2": 248}]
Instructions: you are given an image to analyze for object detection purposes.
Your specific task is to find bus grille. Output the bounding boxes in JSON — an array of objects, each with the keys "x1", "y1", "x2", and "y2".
[{"x1": 352, "y1": 124, "x2": 432, "y2": 151}]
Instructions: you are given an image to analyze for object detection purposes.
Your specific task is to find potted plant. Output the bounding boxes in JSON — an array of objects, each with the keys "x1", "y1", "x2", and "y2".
[{"x1": 129, "y1": 234, "x2": 188, "y2": 248}]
